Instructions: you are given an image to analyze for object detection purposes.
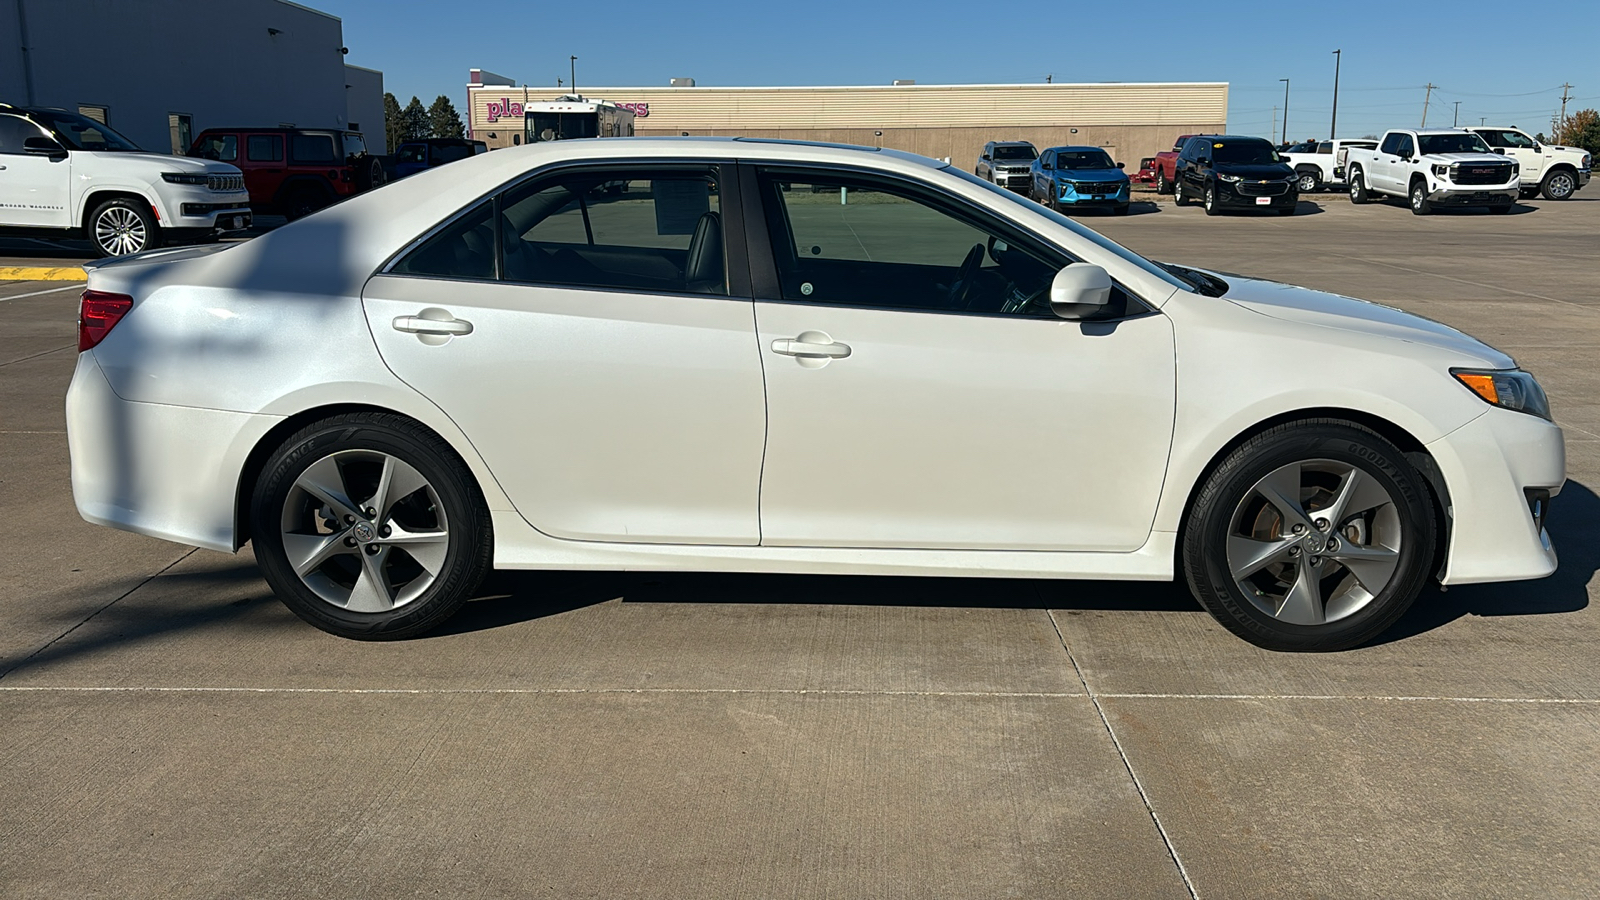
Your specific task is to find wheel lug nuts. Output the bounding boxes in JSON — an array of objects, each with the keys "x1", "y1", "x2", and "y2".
[
  {"x1": 344, "y1": 515, "x2": 355, "y2": 524},
  {"x1": 379, "y1": 526, "x2": 391, "y2": 537},
  {"x1": 364, "y1": 507, "x2": 376, "y2": 518},
  {"x1": 365, "y1": 544, "x2": 380, "y2": 555},
  {"x1": 1292, "y1": 523, "x2": 1306, "y2": 534},
  {"x1": 1289, "y1": 547, "x2": 1301, "y2": 557},
  {"x1": 1310, "y1": 556, "x2": 1322, "y2": 566},
  {"x1": 344, "y1": 536, "x2": 357, "y2": 547},
  {"x1": 1315, "y1": 518, "x2": 1329, "y2": 531}
]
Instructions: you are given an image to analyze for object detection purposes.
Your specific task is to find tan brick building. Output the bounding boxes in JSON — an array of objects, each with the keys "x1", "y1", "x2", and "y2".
[{"x1": 466, "y1": 72, "x2": 1228, "y2": 170}]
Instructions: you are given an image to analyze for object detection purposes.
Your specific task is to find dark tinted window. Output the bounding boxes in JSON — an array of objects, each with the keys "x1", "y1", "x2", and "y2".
[
  {"x1": 342, "y1": 133, "x2": 367, "y2": 161},
  {"x1": 756, "y1": 170, "x2": 1065, "y2": 316},
  {"x1": 500, "y1": 171, "x2": 726, "y2": 295},
  {"x1": 1416, "y1": 133, "x2": 1490, "y2": 155},
  {"x1": 396, "y1": 144, "x2": 426, "y2": 164},
  {"x1": 28, "y1": 109, "x2": 140, "y2": 151},
  {"x1": 247, "y1": 134, "x2": 282, "y2": 162},
  {"x1": 991, "y1": 145, "x2": 1037, "y2": 160},
  {"x1": 291, "y1": 132, "x2": 338, "y2": 163},
  {"x1": 391, "y1": 199, "x2": 496, "y2": 280},
  {"x1": 1379, "y1": 133, "x2": 1405, "y2": 155},
  {"x1": 0, "y1": 114, "x2": 45, "y2": 154},
  {"x1": 1396, "y1": 135, "x2": 1416, "y2": 157},
  {"x1": 1055, "y1": 150, "x2": 1115, "y2": 170},
  {"x1": 1212, "y1": 140, "x2": 1281, "y2": 164},
  {"x1": 194, "y1": 134, "x2": 237, "y2": 161},
  {"x1": 433, "y1": 144, "x2": 474, "y2": 164}
]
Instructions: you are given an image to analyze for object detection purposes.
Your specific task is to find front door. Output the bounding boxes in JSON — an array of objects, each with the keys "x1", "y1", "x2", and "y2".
[
  {"x1": 0, "y1": 114, "x2": 71, "y2": 227},
  {"x1": 1491, "y1": 129, "x2": 1544, "y2": 182},
  {"x1": 747, "y1": 168, "x2": 1176, "y2": 551},
  {"x1": 364, "y1": 165, "x2": 768, "y2": 545}
]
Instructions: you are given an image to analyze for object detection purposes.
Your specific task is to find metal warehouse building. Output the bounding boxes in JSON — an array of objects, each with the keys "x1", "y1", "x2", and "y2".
[
  {"x1": 1, "y1": 0, "x2": 384, "y2": 154},
  {"x1": 467, "y1": 72, "x2": 1228, "y2": 170}
]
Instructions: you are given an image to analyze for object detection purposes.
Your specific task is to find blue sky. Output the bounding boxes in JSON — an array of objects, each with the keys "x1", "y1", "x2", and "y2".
[{"x1": 321, "y1": 0, "x2": 1598, "y2": 141}]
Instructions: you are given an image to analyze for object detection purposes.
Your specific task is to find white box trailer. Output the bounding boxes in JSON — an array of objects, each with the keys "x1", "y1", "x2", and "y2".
[{"x1": 524, "y1": 96, "x2": 637, "y2": 143}]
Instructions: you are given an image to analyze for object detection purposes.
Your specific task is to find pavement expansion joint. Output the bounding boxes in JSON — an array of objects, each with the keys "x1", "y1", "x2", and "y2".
[
  {"x1": 0, "y1": 284, "x2": 83, "y2": 301},
  {"x1": 0, "y1": 686, "x2": 1092, "y2": 697},
  {"x1": 1047, "y1": 608, "x2": 1200, "y2": 900},
  {"x1": 0, "y1": 344, "x2": 75, "y2": 368}
]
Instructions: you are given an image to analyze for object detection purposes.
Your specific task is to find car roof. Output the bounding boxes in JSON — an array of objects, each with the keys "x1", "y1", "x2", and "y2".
[
  {"x1": 1046, "y1": 145, "x2": 1112, "y2": 153},
  {"x1": 196, "y1": 127, "x2": 357, "y2": 135},
  {"x1": 989, "y1": 141, "x2": 1035, "y2": 147}
]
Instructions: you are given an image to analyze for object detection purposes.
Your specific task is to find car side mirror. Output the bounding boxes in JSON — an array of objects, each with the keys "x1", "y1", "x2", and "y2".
[
  {"x1": 1492, "y1": 148, "x2": 1506, "y2": 155},
  {"x1": 1533, "y1": 143, "x2": 1542, "y2": 152},
  {"x1": 24, "y1": 136, "x2": 67, "y2": 158},
  {"x1": 1116, "y1": 161, "x2": 1125, "y2": 169},
  {"x1": 1198, "y1": 157, "x2": 1211, "y2": 165},
  {"x1": 1049, "y1": 264, "x2": 1113, "y2": 320},
  {"x1": 1041, "y1": 161, "x2": 1052, "y2": 170}
]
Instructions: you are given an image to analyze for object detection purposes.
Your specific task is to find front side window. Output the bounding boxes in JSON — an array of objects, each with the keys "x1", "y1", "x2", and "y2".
[
  {"x1": 247, "y1": 135, "x2": 283, "y2": 162},
  {"x1": 291, "y1": 133, "x2": 338, "y2": 164},
  {"x1": 28, "y1": 109, "x2": 140, "y2": 152},
  {"x1": 757, "y1": 171, "x2": 1064, "y2": 316},
  {"x1": 1499, "y1": 130, "x2": 1537, "y2": 149},
  {"x1": 0, "y1": 114, "x2": 47, "y2": 154},
  {"x1": 1396, "y1": 135, "x2": 1417, "y2": 157},
  {"x1": 194, "y1": 133, "x2": 237, "y2": 161},
  {"x1": 396, "y1": 144, "x2": 427, "y2": 165},
  {"x1": 501, "y1": 170, "x2": 727, "y2": 295},
  {"x1": 1380, "y1": 134, "x2": 1405, "y2": 155}
]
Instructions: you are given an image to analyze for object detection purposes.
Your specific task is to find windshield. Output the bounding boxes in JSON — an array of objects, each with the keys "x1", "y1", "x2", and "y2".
[
  {"x1": 944, "y1": 166, "x2": 1190, "y2": 293},
  {"x1": 30, "y1": 110, "x2": 142, "y2": 151},
  {"x1": 1056, "y1": 150, "x2": 1115, "y2": 170},
  {"x1": 1418, "y1": 133, "x2": 1493, "y2": 155},
  {"x1": 991, "y1": 145, "x2": 1037, "y2": 160},
  {"x1": 1212, "y1": 141, "x2": 1283, "y2": 165},
  {"x1": 527, "y1": 112, "x2": 599, "y2": 141}
]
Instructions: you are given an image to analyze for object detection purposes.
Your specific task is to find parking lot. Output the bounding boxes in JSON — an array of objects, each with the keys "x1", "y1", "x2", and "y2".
[{"x1": 2, "y1": 192, "x2": 1597, "y2": 898}]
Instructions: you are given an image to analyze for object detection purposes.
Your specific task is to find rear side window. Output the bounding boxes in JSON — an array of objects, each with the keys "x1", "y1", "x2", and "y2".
[
  {"x1": 247, "y1": 134, "x2": 282, "y2": 162},
  {"x1": 194, "y1": 134, "x2": 237, "y2": 161},
  {"x1": 396, "y1": 144, "x2": 426, "y2": 165},
  {"x1": 391, "y1": 199, "x2": 496, "y2": 280},
  {"x1": 291, "y1": 133, "x2": 337, "y2": 164},
  {"x1": 0, "y1": 114, "x2": 45, "y2": 154},
  {"x1": 342, "y1": 133, "x2": 367, "y2": 161}
]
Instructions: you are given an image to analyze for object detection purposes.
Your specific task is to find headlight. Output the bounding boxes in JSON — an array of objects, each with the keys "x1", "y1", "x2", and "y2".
[
  {"x1": 1216, "y1": 172, "x2": 1242, "y2": 183},
  {"x1": 1452, "y1": 369, "x2": 1552, "y2": 420},
  {"x1": 1432, "y1": 164, "x2": 1450, "y2": 177},
  {"x1": 161, "y1": 172, "x2": 209, "y2": 185}
]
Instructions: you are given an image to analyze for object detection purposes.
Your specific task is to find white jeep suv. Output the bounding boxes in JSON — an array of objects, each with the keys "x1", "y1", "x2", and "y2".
[{"x1": 0, "y1": 105, "x2": 250, "y2": 257}]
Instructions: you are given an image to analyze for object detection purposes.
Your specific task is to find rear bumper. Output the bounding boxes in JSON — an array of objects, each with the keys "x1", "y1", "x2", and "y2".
[
  {"x1": 66, "y1": 352, "x2": 280, "y2": 552},
  {"x1": 1428, "y1": 407, "x2": 1565, "y2": 585}
]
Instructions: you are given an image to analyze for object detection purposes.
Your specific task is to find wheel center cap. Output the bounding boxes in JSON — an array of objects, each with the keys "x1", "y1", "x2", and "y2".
[
  {"x1": 1305, "y1": 534, "x2": 1326, "y2": 553},
  {"x1": 351, "y1": 522, "x2": 377, "y2": 543}
]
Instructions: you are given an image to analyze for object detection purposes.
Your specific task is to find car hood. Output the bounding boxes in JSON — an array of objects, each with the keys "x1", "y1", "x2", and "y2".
[
  {"x1": 1420, "y1": 151, "x2": 1507, "y2": 165},
  {"x1": 1215, "y1": 162, "x2": 1295, "y2": 179},
  {"x1": 1056, "y1": 167, "x2": 1127, "y2": 181},
  {"x1": 1215, "y1": 271, "x2": 1513, "y2": 368},
  {"x1": 79, "y1": 150, "x2": 243, "y2": 176}
]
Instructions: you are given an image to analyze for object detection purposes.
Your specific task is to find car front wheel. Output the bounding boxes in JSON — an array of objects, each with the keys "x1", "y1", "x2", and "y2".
[
  {"x1": 1296, "y1": 169, "x2": 1322, "y2": 192},
  {"x1": 1410, "y1": 180, "x2": 1432, "y2": 215},
  {"x1": 1203, "y1": 183, "x2": 1220, "y2": 215},
  {"x1": 1182, "y1": 421, "x2": 1436, "y2": 652},
  {"x1": 88, "y1": 198, "x2": 158, "y2": 257},
  {"x1": 251, "y1": 412, "x2": 492, "y2": 640},
  {"x1": 1541, "y1": 170, "x2": 1576, "y2": 201},
  {"x1": 1348, "y1": 167, "x2": 1369, "y2": 204}
]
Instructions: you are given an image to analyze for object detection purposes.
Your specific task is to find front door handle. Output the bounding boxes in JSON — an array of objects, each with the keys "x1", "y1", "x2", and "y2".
[
  {"x1": 393, "y1": 313, "x2": 473, "y2": 336},
  {"x1": 772, "y1": 335, "x2": 850, "y2": 359}
]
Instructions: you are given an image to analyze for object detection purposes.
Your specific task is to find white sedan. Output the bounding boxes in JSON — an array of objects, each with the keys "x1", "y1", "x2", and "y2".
[{"x1": 66, "y1": 138, "x2": 1564, "y2": 651}]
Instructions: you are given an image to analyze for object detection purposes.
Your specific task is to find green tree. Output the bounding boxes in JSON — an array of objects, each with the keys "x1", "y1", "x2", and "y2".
[
  {"x1": 427, "y1": 95, "x2": 465, "y2": 139},
  {"x1": 399, "y1": 96, "x2": 430, "y2": 143},
  {"x1": 1554, "y1": 109, "x2": 1600, "y2": 156},
  {"x1": 382, "y1": 92, "x2": 403, "y2": 153}
]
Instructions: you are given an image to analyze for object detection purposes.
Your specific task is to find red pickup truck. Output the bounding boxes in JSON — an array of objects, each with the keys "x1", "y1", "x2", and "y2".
[{"x1": 1153, "y1": 134, "x2": 1195, "y2": 194}]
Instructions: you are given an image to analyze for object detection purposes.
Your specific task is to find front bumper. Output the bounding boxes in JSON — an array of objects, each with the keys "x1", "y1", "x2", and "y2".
[
  {"x1": 1058, "y1": 182, "x2": 1129, "y2": 206},
  {"x1": 167, "y1": 188, "x2": 253, "y2": 230},
  {"x1": 1428, "y1": 407, "x2": 1565, "y2": 585},
  {"x1": 67, "y1": 352, "x2": 280, "y2": 552},
  {"x1": 1426, "y1": 183, "x2": 1518, "y2": 206},
  {"x1": 1212, "y1": 181, "x2": 1298, "y2": 208}
]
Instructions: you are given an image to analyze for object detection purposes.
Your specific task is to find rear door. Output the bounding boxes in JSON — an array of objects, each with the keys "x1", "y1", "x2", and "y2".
[
  {"x1": 363, "y1": 162, "x2": 768, "y2": 545},
  {"x1": 0, "y1": 113, "x2": 71, "y2": 227},
  {"x1": 242, "y1": 133, "x2": 284, "y2": 202}
]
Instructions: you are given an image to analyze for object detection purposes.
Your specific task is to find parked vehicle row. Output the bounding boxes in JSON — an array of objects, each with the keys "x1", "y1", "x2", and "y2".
[
  {"x1": 1282, "y1": 139, "x2": 1377, "y2": 193},
  {"x1": 190, "y1": 126, "x2": 385, "y2": 220}
]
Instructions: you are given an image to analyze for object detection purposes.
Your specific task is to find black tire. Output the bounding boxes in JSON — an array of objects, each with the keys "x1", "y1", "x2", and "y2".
[
  {"x1": 1348, "y1": 166, "x2": 1370, "y2": 204},
  {"x1": 1409, "y1": 179, "x2": 1432, "y2": 215},
  {"x1": 356, "y1": 158, "x2": 386, "y2": 192},
  {"x1": 283, "y1": 185, "x2": 329, "y2": 220},
  {"x1": 1203, "y1": 182, "x2": 1221, "y2": 216},
  {"x1": 87, "y1": 197, "x2": 159, "y2": 258},
  {"x1": 250, "y1": 412, "x2": 493, "y2": 640},
  {"x1": 1172, "y1": 176, "x2": 1189, "y2": 205},
  {"x1": 1295, "y1": 168, "x2": 1322, "y2": 193},
  {"x1": 1182, "y1": 420, "x2": 1436, "y2": 652},
  {"x1": 1156, "y1": 169, "x2": 1171, "y2": 195},
  {"x1": 1540, "y1": 169, "x2": 1577, "y2": 201}
]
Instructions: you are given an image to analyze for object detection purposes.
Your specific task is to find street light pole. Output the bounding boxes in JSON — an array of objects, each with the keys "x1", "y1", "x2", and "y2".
[
  {"x1": 1329, "y1": 50, "x2": 1341, "y2": 139},
  {"x1": 570, "y1": 56, "x2": 577, "y2": 95},
  {"x1": 1280, "y1": 78, "x2": 1291, "y2": 144}
]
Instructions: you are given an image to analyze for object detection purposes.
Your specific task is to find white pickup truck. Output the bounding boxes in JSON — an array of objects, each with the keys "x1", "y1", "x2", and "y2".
[
  {"x1": 1345, "y1": 129, "x2": 1519, "y2": 215},
  {"x1": 1281, "y1": 139, "x2": 1378, "y2": 192},
  {"x1": 1465, "y1": 125, "x2": 1591, "y2": 201}
]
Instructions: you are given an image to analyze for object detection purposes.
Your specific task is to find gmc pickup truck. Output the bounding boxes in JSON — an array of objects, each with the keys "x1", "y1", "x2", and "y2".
[
  {"x1": 1466, "y1": 125, "x2": 1591, "y2": 200},
  {"x1": 1345, "y1": 129, "x2": 1519, "y2": 215}
]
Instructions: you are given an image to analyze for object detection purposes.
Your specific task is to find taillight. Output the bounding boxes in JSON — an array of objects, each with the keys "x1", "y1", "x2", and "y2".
[{"x1": 78, "y1": 290, "x2": 133, "y2": 351}]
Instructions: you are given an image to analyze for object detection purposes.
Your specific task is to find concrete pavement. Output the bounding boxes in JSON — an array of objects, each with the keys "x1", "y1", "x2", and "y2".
[{"x1": 1, "y1": 194, "x2": 1598, "y2": 898}]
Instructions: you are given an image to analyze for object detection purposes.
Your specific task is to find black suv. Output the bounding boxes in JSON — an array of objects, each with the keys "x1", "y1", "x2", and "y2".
[
  {"x1": 1172, "y1": 135, "x2": 1299, "y2": 216},
  {"x1": 976, "y1": 141, "x2": 1038, "y2": 193}
]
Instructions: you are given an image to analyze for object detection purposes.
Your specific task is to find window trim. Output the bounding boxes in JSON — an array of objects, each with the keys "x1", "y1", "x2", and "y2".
[
  {"x1": 740, "y1": 161, "x2": 1153, "y2": 322},
  {"x1": 379, "y1": 158, "x2": 751, "y2": 300}
]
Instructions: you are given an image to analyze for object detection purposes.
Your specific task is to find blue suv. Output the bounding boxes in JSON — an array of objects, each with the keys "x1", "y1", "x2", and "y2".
[{"x1": 1031, "y1": 146, "x2": 1130, "y2": 215}]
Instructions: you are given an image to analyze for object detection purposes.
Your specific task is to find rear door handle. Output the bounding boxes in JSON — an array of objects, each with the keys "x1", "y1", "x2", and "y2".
[
  {"x1": 771, "y1": 335, "x2": 850, "y2": 359},
  {"x1": 393, "y1": 314, "x2": 473, "y2": 336}
]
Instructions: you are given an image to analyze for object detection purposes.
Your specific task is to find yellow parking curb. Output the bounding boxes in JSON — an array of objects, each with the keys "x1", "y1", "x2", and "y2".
[{"x1": 0, "y1": 266, "x2": 88, "y2": 282}]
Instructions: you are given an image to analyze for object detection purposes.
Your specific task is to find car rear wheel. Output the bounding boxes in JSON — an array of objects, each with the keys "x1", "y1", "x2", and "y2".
[
  {"x1": 1182, "y1": 420, "x2": 1436, "y2": 652},
  {"x1": 1540, "y1": 170, "x2": 1576, "y2": 201},
  {"x1": 88, "y1": 198, "x2": 158, "y2": 258},
  {"x1": 284, "y1": 186, "x2": 328, "y2": 220},
  {"x1": 1409, "y1": 180, "x2": 1432, "y2": 215},
  {"x1": 1296, "y1": 168, "x2": 1322, "y2": 193},
  {"x1": 1348, "y1": 167, "x2": 1370, "y2": 204},
  {"x1": 1203, "y1": 183, "x2": 1220, "y2": 215},
  {"x1": 251, "y1": 412, "x2": 492, "y2": 640},
  {"x1": 1156, "y1": 169, "x2": 1170, "y2": 194}
]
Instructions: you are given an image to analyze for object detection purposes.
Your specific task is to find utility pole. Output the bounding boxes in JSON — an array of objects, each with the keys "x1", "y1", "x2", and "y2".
[
  {"x1": 1271, "y1": 105, "x2": 1278, "y2": 142},
  {"x1": 1559, "y1": 82, "x2": 1573, "y2": 122},
  {"x1": 1330, "y1": 49, "x2": 1342, "y2": 139},
  {"x1": 570, "y1": 56, "x2": 578, "y2": 95},
  {"x1": 1453, "y1": 101, "x2": 1461, "y2": 127},
  {"x1": 1421, "y1": 83, "x2": 1436, "y2": 127},
  {"x1": 1280, "y1": 78, "x2": 1291, "y2": 143}
]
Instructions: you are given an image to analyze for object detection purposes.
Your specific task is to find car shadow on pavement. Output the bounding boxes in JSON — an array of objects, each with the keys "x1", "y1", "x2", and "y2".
[{"x1": 1367, "y1": 479, "x2": 1597, "y2": 646}]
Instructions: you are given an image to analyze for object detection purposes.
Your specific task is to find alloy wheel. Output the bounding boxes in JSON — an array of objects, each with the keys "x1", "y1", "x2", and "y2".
[
  {"x1": 95, "y1": 207, "x2": 148, "y2": 256},
  {"x1": 1298, "y1": 172, "x2": 1318, "y2": 192},
  {"x1": 1225, "y1": 459, "x2": 1403, "y2": 626},
  {"x1": 279, "y1": 450, "x2": 450, "y2": 613},
  {"x1": 1545, "y1": 172, "x2": 1575, "y2": 199}
]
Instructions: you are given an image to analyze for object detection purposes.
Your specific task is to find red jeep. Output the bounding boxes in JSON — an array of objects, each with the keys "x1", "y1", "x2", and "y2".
[{"x1": 190, "y1": 127, "x2": 385, "y2": 219}]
